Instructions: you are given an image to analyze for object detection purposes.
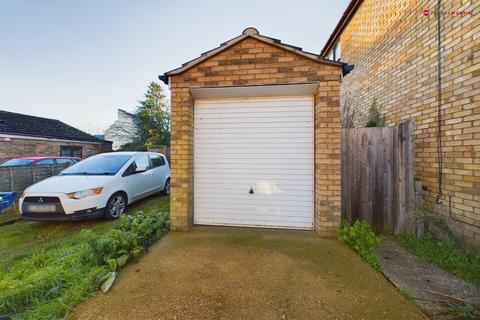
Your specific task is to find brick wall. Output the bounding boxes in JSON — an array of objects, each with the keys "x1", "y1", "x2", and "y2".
[
  {"x1": 335, "y1": 0, "x2": 479, "y2": 246},
  {"x1": 0, "y1": 136, "x2": 111, "y2": 159},
  {"x1": 169, "y1": 36, "x2": 342, "y2": 235}
]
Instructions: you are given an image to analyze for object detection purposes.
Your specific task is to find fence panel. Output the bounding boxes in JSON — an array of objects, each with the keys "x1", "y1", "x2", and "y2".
[
  {"x1": 0, "y1": 164, "x2": 70, "y2": 193},
  {"x1": 341, "y1": 122, "x2": 414, "y2": 234}
]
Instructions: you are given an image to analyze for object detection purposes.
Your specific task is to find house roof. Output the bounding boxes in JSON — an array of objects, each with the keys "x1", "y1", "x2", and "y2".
[
  {"x1": 0, "y1": 110, "x2": 104, "y2": 142},
  {"x1": 160, "y1": 27, "x2": 343, "y2": 82},
  {"x1": 320, "y1": 0, "x2": 364, "y2": 57}
]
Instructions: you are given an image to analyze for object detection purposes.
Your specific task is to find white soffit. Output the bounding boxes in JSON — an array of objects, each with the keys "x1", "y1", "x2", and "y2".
[{"x1": 190, "y1": 83, "x2": 318, "y2": 100}]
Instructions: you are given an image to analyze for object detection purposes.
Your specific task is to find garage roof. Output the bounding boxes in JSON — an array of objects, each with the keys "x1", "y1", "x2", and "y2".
[{"x1": 160, "y1": 27, "x2": 343, "y2": 83}]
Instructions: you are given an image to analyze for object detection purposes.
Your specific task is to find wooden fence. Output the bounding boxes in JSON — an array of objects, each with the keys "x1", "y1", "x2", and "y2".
[
  {"x1": 0, "y1": 164, "x2": 70, "y2": 193},
  {"x1": 341, "y1": 122, "x2": 415, "y2": 234}
]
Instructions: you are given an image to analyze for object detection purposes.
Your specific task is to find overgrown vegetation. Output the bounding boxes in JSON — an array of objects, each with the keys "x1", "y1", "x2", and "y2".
[
  {"x1": 395, "y1": 233, "x2": 480, "y2": 287},
  {"x1": 337, "y1": 220, "x2": 383, "y2": 271},
  {"x1": 0, "y1": 197, "x2": 169, "y2": 320},
  {"x1": 445, "y1": 302, "x2": 480, "y2": 319},
  {"x1": 365, "y1": 98, "x2": 386, "y2": 127}
]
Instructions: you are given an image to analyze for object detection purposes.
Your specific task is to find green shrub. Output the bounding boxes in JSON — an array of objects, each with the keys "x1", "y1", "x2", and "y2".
[
  {"x1": 0, "y1": 211, "x2": 169, "y2": 319},
  {"x1": 365, "y1": 98, "x2": 386, "y2": 127},
  {"x1": 337, "y1": 220, "x2": 383, "y2": 270},
  {"x1": 395, "y1": 233, "x2": 480, "y2": 286}
]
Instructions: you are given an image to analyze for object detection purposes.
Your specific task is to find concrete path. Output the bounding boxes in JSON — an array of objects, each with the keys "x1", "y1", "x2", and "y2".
[{"x1": 70, "y1": 226, "x2": 425, "y2": 320}]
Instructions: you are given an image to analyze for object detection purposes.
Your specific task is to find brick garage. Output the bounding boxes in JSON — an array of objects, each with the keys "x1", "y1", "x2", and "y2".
[
  {"x1": 0, "y1": 110, "x2": 112, "y2": 159},
  {"x1": 161, "y1": 28, "x2": 344, "y2": 235},
  {"x1": 321, "y1": 0, "x2": 479, "y2": 247}
]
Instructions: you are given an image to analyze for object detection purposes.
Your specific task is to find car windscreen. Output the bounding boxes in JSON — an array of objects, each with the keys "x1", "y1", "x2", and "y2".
[
  {"x1": 0, "y1": 159, "x2": 35, "y2": 166},
  {"x1": 60, "y1": 155, "x2": 132, "y2": 175}
]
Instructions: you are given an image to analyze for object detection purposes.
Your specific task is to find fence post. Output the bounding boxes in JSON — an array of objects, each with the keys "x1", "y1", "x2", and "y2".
[
  {"x1": 32, "y1": 166, "x2": 36, "y2": 184},
  {"x1": 8, "y1": 168, "x2": 14, "y2": 192}
]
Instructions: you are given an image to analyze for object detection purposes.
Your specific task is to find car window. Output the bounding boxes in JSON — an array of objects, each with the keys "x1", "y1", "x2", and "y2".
[
  {"x1": 56, "y1": 158, "x2": 74, "y2": 165},
  {"x1": 134, "y1": 155, "x2": 150, "y2": 171},
  {"x1": 35, "y1": 159, "x2": 55, "y2": 165},
  {"x1": 150, "y1": 154, "x2": 165, "y2": 168},
  {"x1": 60, "y1": 155, "x2": 132, "y2": 175},
  {"x1": 0, "y1": 159, "x2": 35, "y2": 166}
]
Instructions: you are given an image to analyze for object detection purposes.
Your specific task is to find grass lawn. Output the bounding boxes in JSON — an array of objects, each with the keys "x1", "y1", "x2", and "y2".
[
  {"x1": 0, "y1": 194, "x2": 169, "y2": 273},
  {"x1": 0, "y1": 194, "x2": 169, "y2": 319}
]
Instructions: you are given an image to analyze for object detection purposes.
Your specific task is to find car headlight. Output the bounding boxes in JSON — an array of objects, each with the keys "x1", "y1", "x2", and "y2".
[{"x1": 67, "y1": 187, "x2": 103, "y2": 199}]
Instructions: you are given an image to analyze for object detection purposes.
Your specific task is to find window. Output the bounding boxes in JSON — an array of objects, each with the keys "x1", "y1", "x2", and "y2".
[
  {"x1": 332, "y1": 42, "x2": 341, "y2": 61},
  {"x1": 134, "y1": 155, "x2": 150, "y2": 172},
  {"x1": 150, "y1": 154, "x2": 165, "y2": 168},
  {"x1": 56, "y1": 158, "x2": 74, "y2": 165},
  {"x1": 35, "y1": 159, "x2": 55, "y2": 165},
  {"x1": 0, "y1": 159, "x2": 35, "y2": 166},
  {"x1": 61, "y1": 154, "x2": 132, "y2": 176},
  {"x1": 60, "y1": 146, "x2": 82, "y2": 158}
]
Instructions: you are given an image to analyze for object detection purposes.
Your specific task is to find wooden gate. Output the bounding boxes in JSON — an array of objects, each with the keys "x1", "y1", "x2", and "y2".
[{"x1": 341, "y1": 122, "x2": 415, "y2": 234}]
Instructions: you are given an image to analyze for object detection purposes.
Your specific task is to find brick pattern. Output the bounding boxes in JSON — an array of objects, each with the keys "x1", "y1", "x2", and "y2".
[
  {"x1": 336, "y1": 0, "x2": 479, "y2": 246},
  {"x1": 0, "y1": 137, "x2": 110, "y2": 159},
  {"x1": 169, "y1": 37, "x2": 342, "y2": 235}
]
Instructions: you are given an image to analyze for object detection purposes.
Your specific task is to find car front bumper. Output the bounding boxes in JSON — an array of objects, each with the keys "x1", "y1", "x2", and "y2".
[
  {"x1": 22, "y1": 208, "x2": 105, "y2": 221},
  {"x1": 19, "y1": 191, "x2": 108, "y2": 221}
]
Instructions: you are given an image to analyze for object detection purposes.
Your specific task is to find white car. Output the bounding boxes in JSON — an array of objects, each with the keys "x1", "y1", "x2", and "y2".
[{"x1": 20, "y1": 152, "x2": 170, "y2": 221}]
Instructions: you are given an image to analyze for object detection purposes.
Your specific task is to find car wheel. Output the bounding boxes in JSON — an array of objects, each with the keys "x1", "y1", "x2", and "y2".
[
  {"x1": 104, "y1": 192, "x2": 127, "y2": 219},
  {"x1": 162, "y1": 178, "x2": 170, "y2": 196}
]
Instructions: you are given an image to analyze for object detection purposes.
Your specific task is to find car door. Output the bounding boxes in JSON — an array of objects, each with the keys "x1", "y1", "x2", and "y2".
[
  {"x1": 149, "y1": 154, "x2": 167, "y2": 191},
  {"x1": 123, "y1": 155, "x2": 155, "y2": 201}
]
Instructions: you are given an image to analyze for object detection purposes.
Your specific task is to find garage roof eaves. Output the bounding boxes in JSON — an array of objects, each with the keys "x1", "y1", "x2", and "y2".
[{"x1": 162, "y1": 28, "x2": 343, "y2": 79}]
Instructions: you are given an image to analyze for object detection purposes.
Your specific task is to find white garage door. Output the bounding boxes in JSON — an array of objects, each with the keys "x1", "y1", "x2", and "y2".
[{"x1": 194, "y1": 96, "x2": 314, "y2": 229}]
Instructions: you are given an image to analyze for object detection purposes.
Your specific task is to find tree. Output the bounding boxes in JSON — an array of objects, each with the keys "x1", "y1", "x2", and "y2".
[
  {"x1": 365, "y1": 98, "x2": 386, "y2": 127},
  {"x1": 120, "y1": 82, "x2": 170, "y2": 150}
]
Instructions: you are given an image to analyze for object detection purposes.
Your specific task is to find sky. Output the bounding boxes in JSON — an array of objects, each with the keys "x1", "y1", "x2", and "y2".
[{"x1": 0, "y1": 0, "x2": 349, "y2": 134}]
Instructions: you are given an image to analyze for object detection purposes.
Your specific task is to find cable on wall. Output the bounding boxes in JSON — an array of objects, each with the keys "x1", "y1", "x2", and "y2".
[{"x1": 435, "y1": 0, "x2": 444, "y2": 205}]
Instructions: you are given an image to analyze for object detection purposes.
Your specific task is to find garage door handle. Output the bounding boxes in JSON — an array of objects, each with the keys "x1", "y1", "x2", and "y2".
[{"x1": 249, "y1": 187, "x2": 254, "y2": 194}]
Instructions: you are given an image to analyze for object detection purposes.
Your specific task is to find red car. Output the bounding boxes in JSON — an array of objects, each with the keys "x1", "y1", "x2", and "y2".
[{"x1": 0, "y1": 156, "x2": 81, "y2": 167}]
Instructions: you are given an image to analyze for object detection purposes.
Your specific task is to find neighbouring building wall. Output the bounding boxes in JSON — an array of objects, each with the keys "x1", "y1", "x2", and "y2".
[
  {"x1": 169, "y1": 37, "x2": 342, "y2": 235},
  {"x1": 335, "y1": 0, "x2": 479, "y2": 247},
  {"x1": 0, "y1": 136, "x2": 112, "y2": 159},
  {"x1": 105, "y1": 109, "x2": 136, "y2": 150}
]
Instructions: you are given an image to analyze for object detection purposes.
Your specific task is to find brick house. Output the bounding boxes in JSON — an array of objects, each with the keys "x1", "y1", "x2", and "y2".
[
  {"x1": 321, "y1": 0, "x2": 479, "y2": 247},
  {"x1": 0, "y1": 110, "x2": 112, "y2": 159},
  {"x1": 160, "y1": 28, "x2": 347, "y2": 235}
]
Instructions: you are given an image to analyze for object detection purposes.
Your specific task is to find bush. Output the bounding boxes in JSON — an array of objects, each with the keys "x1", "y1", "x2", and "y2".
[
  {"x1": 0, "y1": 211, "x2": 169, "y2": 319},
  {"x1": 365, "y1": 99, "x2": 386, "y2": 127},
  {"x1": 395, "y1": 233, "x2": 480, "y2": 287},
  {"x1": 337, "y1": 220, "x2": 383, "y2": 270}
]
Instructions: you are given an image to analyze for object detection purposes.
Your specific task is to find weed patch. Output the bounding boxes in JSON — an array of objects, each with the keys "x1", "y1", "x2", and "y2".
[
  {"x1": 444, "y1": 302, "x2": 480, "y2": 319},
  {"x1": 395, "y1": 233, "x2": 480, "y2": 287},
  {"x1": 337, "y1": 220, "x2": 383, "y2": 270}
]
